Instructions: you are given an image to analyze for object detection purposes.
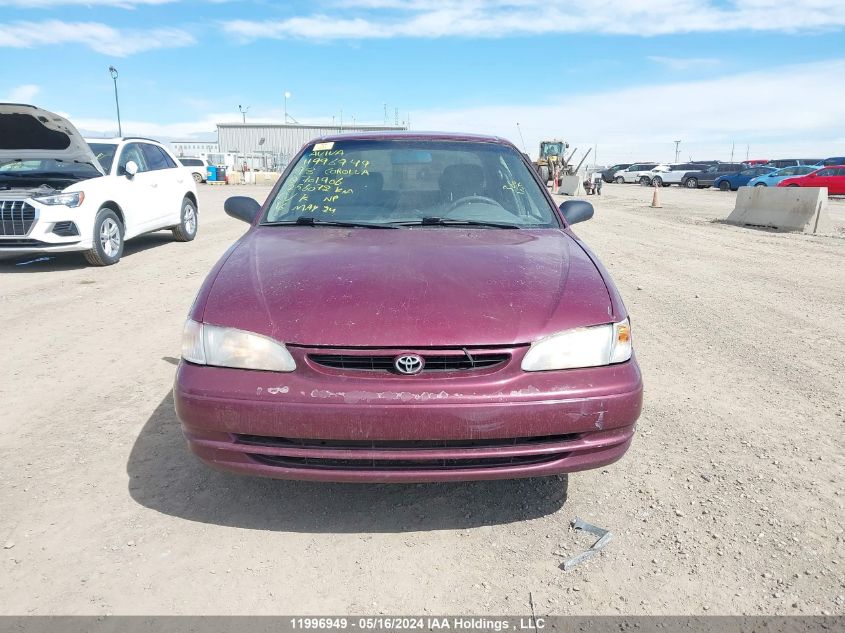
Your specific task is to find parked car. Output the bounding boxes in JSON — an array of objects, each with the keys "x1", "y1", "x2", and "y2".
[
  {"x1": 745, "y1": 159, "x2": 769, "y2": 166},
  {"x1": 818, "y1": 156, "x2": 845, "y2": 167},
  {"x1": 681, "y1": 163, "x2": 746, "y2": 189},
  {"x1": 614, "y1": 163, "x2": 660, "y2": 184},
  {"x1": 766, "y1": 158, "x2": 824, "y2": 168},
  {"x1": 778, "y1": 165, "x2": 845, "y2": 195},
  {"x1": 179, "y1": 157, "x2": 209, "y2": 183},
  {"x1": 648, "y1": 163, "x2": 708, "y2": 187},
  {"x1": 175, "y1": 131, "x2": 643, "y2": 483},
  {"x1": 713, "y1": 166, "x2": 778, "y2": 191},
  {"x1": 0, "y1": 104, "x2": 198, "y2": 265},
  {"x1": 747, "y1": 165, "x2": 816, "y2": 187},
  {"x1": 601, "y1": 163, "x2": 631, "y2": 183}
]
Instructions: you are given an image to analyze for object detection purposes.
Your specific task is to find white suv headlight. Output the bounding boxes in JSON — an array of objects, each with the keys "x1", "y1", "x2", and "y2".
[
  {"x1": 181, "y1": 319, "x2": 296, "y2": 372},
  {"x1": 33, "y1": 191, "x2": 85, "y2": 207},
  {"x1": 521, "y1": 318, "x2": 632, "y2": 372}
]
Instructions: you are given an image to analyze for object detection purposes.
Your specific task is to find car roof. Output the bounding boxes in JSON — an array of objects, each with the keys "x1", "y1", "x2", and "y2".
[{"x1": 311, "y1": 130, "x2": 509, "y2": 144}]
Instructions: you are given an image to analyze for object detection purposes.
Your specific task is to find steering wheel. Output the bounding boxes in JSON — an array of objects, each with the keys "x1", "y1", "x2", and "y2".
[{"x1": 445, "y1": 195, "x2": 504, "y2": 215}]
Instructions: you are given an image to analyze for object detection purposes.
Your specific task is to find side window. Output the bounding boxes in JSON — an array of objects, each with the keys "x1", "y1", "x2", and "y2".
[
  {"x1": 817, "y1": 169, "x2": 832, "y2": 177},
  {"x1": 141, "y1": 144, "x2": 176, "y2": 171},
  {"x1": 117, "y1": 143, "x2": 148, "y2": 175}
]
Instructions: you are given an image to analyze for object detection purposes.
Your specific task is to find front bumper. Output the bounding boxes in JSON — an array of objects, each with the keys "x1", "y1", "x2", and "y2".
[
  {"x1": 0, "y1": 199, "x2": 91, "y2": 254},
  {"x1": 174, "y1": 354, "x2": 643, "y2": 483}
]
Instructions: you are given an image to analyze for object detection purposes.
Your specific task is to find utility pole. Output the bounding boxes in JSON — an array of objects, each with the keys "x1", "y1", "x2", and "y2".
[
  {"x1": 730, "y1": 141, "x2": 735, "y2": 162},
  {"x1": 746, "y1": 145, "x2": 750, "y2": 161},
  {"x1": 284, "y1": 91, "x2": 291, "y2": 123},
  {"x1": 238, "y1": 105, "x2": 249, "y2": 124},
  {"x1": 394, "y1": 107, "x2": 399, "y2": 127},
  {"x1": 674, "y1": 140, "x2": 681, "y2": 163},
  {"x1": 108, "y1": 66, "x2": 122, "y2": 137},
  {"x1": 383, "y1": 103, "x2": 388, "y2": 125}
]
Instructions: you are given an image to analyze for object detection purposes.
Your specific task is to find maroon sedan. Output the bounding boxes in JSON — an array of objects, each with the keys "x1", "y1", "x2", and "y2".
[{"x1": 175, "y1": 132, "x2": 643, "y2": 483}]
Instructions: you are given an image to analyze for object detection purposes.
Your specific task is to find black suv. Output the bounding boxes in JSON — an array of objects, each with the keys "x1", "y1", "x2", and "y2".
[
  {"x1": 681, "y1": 163, "x2": 747, "y2": 189},
  {"x1": 601, "y1": 163, "x2": 632, "y2": 183}
]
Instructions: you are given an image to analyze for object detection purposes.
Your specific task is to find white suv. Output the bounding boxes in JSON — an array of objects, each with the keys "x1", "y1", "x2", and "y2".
[
  {"x1": 645, "y1": 163, "x2": 708, "y2": 187},
  {"x1": 613, "y1": 163, "x2": 662, "y2": 183},
  {"x1": 0, "y1": 104, "x2": 198, "y2": 266}
]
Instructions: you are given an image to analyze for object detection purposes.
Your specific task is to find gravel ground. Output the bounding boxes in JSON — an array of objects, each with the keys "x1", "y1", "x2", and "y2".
[{"x1": 0, "y1": 183, "x2": 842, "y2": 615}]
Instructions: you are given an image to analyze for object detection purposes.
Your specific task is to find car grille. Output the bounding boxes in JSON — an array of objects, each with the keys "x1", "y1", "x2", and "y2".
[
  {"x1": 235, "y1": 434, "x2": 579, "y2": 450},
  {"x1": 0, "y1": 201, "x2": 37, "y2": 236},
  {"x1": 0, "y1": 238, "x2": 48, "y2": 248},
  {"x1": 309, "y1": 352, "x2": 510, "y2": 373},
  {"x1": 249, "y1": 453, "x2": 562, "y2": 471}
]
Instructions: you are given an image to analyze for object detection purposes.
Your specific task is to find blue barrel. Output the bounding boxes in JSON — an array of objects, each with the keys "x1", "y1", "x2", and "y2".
[{"x1": 207, "y1": 165, "x2": 218, "y2": 182}]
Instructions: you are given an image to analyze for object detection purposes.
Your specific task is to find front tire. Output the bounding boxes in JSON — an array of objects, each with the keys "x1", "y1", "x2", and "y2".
[
  {"x1": 787, "y1": 184, "x2": 799, "y2": 187},
  {"x1": 684, "y1": 177, "x2": 698, "y2": 189},
  {"x1": 719, "y1": 181, "x2": 731, "y2": 191},
  {"x1": 172, "y1": 197, "x2": 198, "y2": 242},
  {"x1": 754, "y1": 182, "x2": 766, "y2": 187},
  {"x1": 653, "y1": 176, "x2": 664, "y2": 187},
  {"x1": 639, "y1": 176, "x2": 652, "y2": 186},
  {"x1": 615, "y1": 176, "x2": 625, "y2": 184},
  {"x1": 84, "y1": 208, "x2": 123, "y2": 266},
  {"x1": 192, "y1": 172, "x2": 203, "y2": 184},
  {"x1": 539, "y1": 165, "x2": 550, "y2": 184}
]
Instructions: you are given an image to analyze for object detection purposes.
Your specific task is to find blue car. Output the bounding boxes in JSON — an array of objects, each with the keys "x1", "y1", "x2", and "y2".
[
  {"x1": 747, "y1": 165, "x2": 816, "y2": 187},
  {"x1": 713, "y1": 166, "x2": 778, "y2": 191}
]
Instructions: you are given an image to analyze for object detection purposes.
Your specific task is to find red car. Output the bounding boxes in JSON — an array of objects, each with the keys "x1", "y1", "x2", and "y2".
[
  {"x1": 777, "y1": 165, "x2": 845, "y2": 194},
  {"x1": 175, "y1": 132, "x2": 643, "y2": 483}
]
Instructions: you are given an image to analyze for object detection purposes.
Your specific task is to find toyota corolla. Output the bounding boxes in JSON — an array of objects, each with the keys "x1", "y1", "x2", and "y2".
[{"x1": 174, "y1": 132, "x2": 643, "y2": 483}]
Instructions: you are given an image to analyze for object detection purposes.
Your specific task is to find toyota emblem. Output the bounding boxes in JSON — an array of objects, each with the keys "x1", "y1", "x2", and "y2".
[{"x1": 394, "y1": 354, "x2": 424, "y2": 375}]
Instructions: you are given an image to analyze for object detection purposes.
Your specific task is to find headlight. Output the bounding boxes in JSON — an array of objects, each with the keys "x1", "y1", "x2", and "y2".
[
  {"x1": 181, "y1": 319, "x2": 296, "y2": 372},
  {"x1": 33, "y1": 191, "x2": 85, "y2": 207},
  {"x1": 521, "y1": 318, "x2": 632, "y2": 372}
]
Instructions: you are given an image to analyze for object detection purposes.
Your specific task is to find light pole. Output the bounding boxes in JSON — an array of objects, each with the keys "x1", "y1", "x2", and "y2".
[
  {"x1": 238, "y1": 104, "x2": 249, "y2": 123},
  {"x1": 284, "y1": 91, "x2": 291, "y2": 123},
  {"x1": 108, "y1": 66, "x2": 122, "y2": 137},
  {"x1": 674, "y1": 140, "x2": 681, "y2": 163}
]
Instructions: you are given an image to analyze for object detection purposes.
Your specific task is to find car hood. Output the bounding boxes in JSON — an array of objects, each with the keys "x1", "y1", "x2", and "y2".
[
  {"x1": 201, "y1": 227, "x2": 613, "y2": 347},
  {"x1": 0, "y1": 103, "x2": 104, "y2": 174}
]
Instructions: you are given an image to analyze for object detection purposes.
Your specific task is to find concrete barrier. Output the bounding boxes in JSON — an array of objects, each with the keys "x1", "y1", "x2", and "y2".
[
  {"x1": 726, "y1": 187, "x2": 833, "y2": 234},
  {"x1": 558, "y1": 175, "x2": 585, "y2": 196},
  {"x1": 253, "y1": 171, "x2": 281, "y2": 186}
]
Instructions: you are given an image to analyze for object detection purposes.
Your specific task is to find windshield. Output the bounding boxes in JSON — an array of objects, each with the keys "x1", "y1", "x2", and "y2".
[
  {"x1": 88, "y1": 143, "x2": 118, "y2": 173},
  {"x1": 540, "y1": 142, "x2": 564, "y2": 157},
  {"x1": 0, "y1": 158, "x2": 101, "y2": 179},
  {"x1": 264, "y1": 140, "x2": 559, "y2": 228}
]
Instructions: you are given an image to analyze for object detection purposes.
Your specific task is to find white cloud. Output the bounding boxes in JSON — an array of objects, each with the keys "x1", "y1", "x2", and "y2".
[
  {"x1": 409, "y1": 59, "x2": 845, "y2": 163},
  {"x1": 648, "y1": 56, "x2": 720, "y2": 71},
  {"x1": 0, "y1": 20, "x2": 195, "y2": 56},
  {"x1": 224, "y1": 0, "x2": 845, "y2": 41},
  {"x1": 3, "y1": 84, "x2": 40, "y2": 102}
]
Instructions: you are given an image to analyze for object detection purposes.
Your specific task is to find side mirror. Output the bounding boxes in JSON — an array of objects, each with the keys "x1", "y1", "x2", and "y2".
[
  {"x1": 560, "y1": 200, "x2": 594, "y2": 225},
  {"x1": 224, "y1": 196, "x2": 261, "y2": 224},
  {"x1": 124, "y1": 161, "x2": 138, "y2": 178}
]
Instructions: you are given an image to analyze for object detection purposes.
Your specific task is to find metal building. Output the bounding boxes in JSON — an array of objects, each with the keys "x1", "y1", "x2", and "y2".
[{"x1": 216, "y1": 122, "x2": 407, "y2": 171}]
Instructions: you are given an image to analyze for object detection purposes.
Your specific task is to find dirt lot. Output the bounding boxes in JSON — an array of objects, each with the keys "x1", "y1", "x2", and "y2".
[{"x1": 1, "y1": 183, "x2": 843, "y2": 616}]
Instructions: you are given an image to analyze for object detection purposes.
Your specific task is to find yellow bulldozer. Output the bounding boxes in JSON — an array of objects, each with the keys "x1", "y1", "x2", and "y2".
[{"x1": 533, "y1": 140, "x2": 592, "y2": 185}]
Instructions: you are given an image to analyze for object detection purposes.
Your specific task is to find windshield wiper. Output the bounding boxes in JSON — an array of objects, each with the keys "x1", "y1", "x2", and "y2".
[
  {"x1": 263, "y1": 216, "x2": 398, "y2": 229},
  {"x1": 391, "y1": 217, "x2": 521, "y2": 229}
]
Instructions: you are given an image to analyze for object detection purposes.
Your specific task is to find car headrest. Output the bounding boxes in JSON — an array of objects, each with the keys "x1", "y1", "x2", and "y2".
[{"x1": 439, "y1": 164, "x2": 484, "y2": 201}]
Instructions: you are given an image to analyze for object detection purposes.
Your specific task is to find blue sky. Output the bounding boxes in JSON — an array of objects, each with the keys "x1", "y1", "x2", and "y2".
[{"x1": 2, "y1": 0, "x2": 844, "y2": 163}]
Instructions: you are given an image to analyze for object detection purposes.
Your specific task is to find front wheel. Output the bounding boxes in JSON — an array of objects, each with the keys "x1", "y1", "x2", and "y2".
[
  {"x1": 719, "y1": 181, "x2": 731, "y2": 191},
  {"x1": 539, "y1": 165, "x2": 550, "y2": 184},
  {"x1": 685, "y1": 178, "x2": 698, "y2": 188},
  {"x1": 754, "y1": 182, "x2": 766, "y2": 187},
  {"x1": 787, "y1": 184, "x2": 799, "y2": 187},
  {"x1": 192, "y1": 172, "x2": 203, "y2": 184},
  {"x1": 83, "y1": 208, "x2": 123, "y2": 266},
  {"x1": 172, "y1": 197, "x2": 198, "y2": 242},
  {"x1": 615, "y1": 176, "x2": 625, "y2": 184},
  {"x1": 639, "y1": 176, "x2": 652, "y2": 186}
]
